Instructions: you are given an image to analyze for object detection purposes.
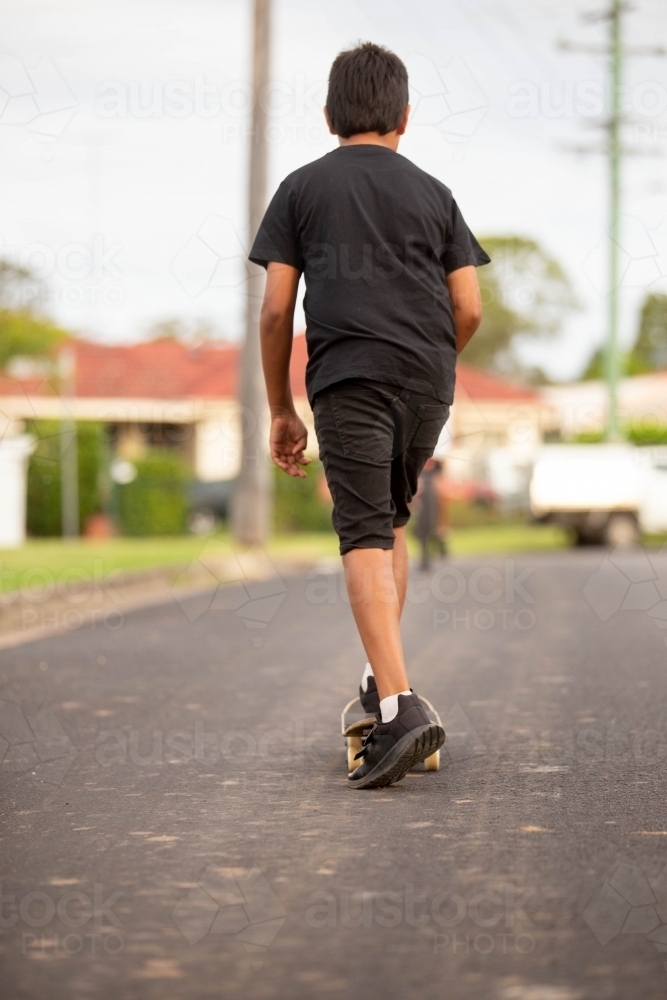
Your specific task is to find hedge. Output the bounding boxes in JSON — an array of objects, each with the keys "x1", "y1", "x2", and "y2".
[
  {"x1": 116, "y1": 449, "x2": 189, "y2": 536},
  {"x1": 273, "y1": 460, "x2": 333, "y2": 532},
  {"x1": 26, "y1": 420, "x2": 104, "y2": 536}
]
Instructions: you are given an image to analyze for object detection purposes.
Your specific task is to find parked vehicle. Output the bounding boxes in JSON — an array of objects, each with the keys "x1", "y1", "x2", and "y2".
[
  {"x1": 529, "y1": 444, "x2": 667, "y2": 547},
  {"x1": 187, "y1": 479, "x2": 234, "y2": 534}
]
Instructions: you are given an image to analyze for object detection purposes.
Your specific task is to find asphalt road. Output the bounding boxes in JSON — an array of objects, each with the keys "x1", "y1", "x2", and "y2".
[{"x1": 2, "y1": 546, "x2": 667, "y2": 1000}]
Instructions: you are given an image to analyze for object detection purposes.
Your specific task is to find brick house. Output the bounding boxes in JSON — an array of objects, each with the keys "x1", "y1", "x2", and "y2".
[{"x1": 0, "y1": 334, "x2": 554, "y2": 485}]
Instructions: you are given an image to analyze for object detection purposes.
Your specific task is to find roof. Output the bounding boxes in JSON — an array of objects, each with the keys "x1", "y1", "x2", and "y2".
[
  {"x1": 455, "y1": 363, "x2": 539, "y2": 402},
  {"x1": 73, "y1": 338, "x2": 239, "y2": 400},
  {"x1": 0, "y1": 334, "x2": 538, "y2": 404}
]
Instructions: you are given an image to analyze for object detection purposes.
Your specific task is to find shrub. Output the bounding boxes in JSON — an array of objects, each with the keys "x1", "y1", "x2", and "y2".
[
  {"x1": 117, "y1": 449, "x2": 189, "y2": 536},
  {"x1": 627, "y1": 424, "x2": 667, "y2": 446},
  {"x1": 273, "y1": 460, "x2": 333, "y2": 532},
  {"x1": 26, "y1": 420, "x2": 104, "y2": 536},
  {"x1": 574, "y1": 426, "x2": 667, "y2": 446}
]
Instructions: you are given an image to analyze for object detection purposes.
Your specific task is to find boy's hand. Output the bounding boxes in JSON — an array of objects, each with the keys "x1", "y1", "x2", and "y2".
[{"x1": 270, "y1": 411, "x2": 311, "y2": 478}]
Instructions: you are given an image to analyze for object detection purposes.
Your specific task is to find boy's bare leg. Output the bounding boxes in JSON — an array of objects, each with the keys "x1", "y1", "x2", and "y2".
[
  {"x1": 392, "y1": 525, "x2": 409, "y2": 615},
  {"x1": 342, "y1": 526, "x2": 410, "y2": 702}
]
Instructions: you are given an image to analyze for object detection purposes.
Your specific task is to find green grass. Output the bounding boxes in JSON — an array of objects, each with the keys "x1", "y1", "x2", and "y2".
[
  {"x1": 0, "y1": 524, "x2": 576, "y2": 596},
  {"x1": 0, "y1": 536, "x2": 216, "y2": 595},
  {"x1": 642, "y1": 534, "x2": 667, "y2": 549},
  {"x1": 448, "y1": 523, "x2": 570, "y2": 555},
  {"x1": 0, "y1": 533, "x2": 349, "y2": 596}
]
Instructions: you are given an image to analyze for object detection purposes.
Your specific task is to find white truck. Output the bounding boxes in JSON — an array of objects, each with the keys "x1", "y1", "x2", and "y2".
[{"x1": 529, "y1": 443, "x2": 667, "y2": 547}]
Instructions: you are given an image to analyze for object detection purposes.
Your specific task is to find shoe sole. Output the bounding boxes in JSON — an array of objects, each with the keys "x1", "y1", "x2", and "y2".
[{"x1": 347, "y1": 724, "x2": 446, "y2": 790}]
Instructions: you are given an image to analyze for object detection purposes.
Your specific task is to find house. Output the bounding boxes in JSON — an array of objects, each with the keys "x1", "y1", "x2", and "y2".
[
  {"x1": 442, "y1": 364, "x2": 555, "y2": 484},
  {"x1": 541, "y1": 373, "x2": 667, "y2": 439},
  {"x1": 0, "y1": 334, "x2": 554, "y2": 486}
]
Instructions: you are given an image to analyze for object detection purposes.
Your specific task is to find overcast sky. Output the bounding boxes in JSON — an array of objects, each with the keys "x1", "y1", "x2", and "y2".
[{"x1": 2, "y1": 0, "x2": 667, "y2": 380}]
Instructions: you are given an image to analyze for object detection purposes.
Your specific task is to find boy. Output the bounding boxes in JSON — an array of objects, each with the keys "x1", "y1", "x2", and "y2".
[{"x1": 249, "y1": 42, "x2": 489, "y2": 789}]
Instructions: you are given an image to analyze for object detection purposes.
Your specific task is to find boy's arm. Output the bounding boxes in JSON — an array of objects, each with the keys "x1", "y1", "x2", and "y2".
[
  {"x1": 260, "y1": 261, "x2": 311, "y2": 478},
  {"x1": 445, "y1": 265, "x2": 483, "y2": 354}
]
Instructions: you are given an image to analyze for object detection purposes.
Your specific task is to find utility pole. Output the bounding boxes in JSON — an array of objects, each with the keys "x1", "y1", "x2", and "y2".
[
  {"x1": 560, "y1": 4, "x2": 664, "y2": 441},
  {"x1": 606, "y1": 0, "x2": 622, "y2": 440},
  {"x1": 59, "y1": 345, "x2": 79, "y2": 538},
  {"x1": 231, "y1": 0, "x2": 272, "y2": 545}
]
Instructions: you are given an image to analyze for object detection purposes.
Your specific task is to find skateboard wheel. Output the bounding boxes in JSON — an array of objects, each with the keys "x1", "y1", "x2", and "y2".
[
  {"x1": 347, "y1": 736, "x2": 363, "y2": 772},
  {"x1": 423, "y1": 749, "x2": 440, "y2": 772}
]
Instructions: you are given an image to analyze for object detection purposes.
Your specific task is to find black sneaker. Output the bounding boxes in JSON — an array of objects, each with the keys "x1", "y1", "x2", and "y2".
[
  {"x1": 359, "y1": 675, "x2": 380, "y2": 718},
  {"x1": 348, "y1": 692, "x2": 445, "y2": 790}
]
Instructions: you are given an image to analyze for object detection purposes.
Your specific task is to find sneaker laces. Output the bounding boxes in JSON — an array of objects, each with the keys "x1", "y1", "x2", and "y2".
[{"x1": 354, "y1": 723, "x2": 378, "y2": 761}]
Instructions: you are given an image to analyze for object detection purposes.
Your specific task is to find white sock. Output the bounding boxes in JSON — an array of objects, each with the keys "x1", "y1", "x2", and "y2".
[
  {"x1": 360, "y1": 662, "x2": 374, "y2": 692},
  {"x1": 380, "y1": 690, "x2": 411, "y2": 724}
]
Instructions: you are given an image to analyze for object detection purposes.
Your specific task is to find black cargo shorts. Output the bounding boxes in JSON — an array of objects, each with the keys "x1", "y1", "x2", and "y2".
[{"x1": 312, "y1": 379, "x2": 450, "y2": 555}]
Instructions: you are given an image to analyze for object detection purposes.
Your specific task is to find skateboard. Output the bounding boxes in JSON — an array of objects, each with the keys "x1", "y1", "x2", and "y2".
[{"x1": 341, "y1": 695, "x2": 443, "y2": 773}]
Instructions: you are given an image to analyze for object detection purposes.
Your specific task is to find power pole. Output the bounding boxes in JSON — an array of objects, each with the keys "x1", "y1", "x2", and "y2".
[
  {"x1": 560, "y1": 5, "x2": 664, "y2": 441},
  {"x1": 606, "y1": 0, "x2": 622, "y2": 440},
  {"x1": 59, "y1": 345, "x2": 79, "y2": 538},
  {"x1": 231, "y1": 0, "x2": 272, "y2": 545}
]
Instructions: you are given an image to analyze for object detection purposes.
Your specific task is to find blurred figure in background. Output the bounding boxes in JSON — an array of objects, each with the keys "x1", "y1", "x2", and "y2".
[{"x1": 414, "y1": 458, "x2": 449, "y2": 570}]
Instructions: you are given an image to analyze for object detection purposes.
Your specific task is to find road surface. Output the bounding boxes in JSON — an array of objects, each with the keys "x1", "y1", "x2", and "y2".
[{"x1": 1, "y1": 547, "x2": 667, "y2": 999}]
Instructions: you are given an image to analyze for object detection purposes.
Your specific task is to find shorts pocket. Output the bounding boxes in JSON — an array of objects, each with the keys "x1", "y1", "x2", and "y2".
[
  {"x1": 407, "y1": 402, "x2": 450, "y2": 453},
  {"x1": 328, "y1": 390, "x2": 395, "y2": 465}
]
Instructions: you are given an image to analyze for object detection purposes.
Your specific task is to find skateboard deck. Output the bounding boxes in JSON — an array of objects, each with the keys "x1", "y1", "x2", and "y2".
[{"x1": 341, "y1": 695, "x2": 443, "y2": 773}]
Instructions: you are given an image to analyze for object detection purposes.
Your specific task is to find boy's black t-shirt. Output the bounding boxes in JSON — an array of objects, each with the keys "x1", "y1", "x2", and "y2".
[{"x1": 248, "y1": 144, "x2": 490, "y2": 405}]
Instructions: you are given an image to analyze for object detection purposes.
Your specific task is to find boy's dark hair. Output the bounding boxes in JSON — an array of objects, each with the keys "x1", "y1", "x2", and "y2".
[{"x1": 326, "y1": 42, "x2": 409, "y2": 138}]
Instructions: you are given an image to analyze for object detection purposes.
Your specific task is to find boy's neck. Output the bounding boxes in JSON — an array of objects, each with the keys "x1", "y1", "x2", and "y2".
[{"x1": 338, "y1": 132, "x2": 400, "y2": 152}]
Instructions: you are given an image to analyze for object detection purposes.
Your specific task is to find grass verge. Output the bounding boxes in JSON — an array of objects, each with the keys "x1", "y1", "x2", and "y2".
[{"x1": 0, "y1": 523, "x2": 576, "y2": 596}]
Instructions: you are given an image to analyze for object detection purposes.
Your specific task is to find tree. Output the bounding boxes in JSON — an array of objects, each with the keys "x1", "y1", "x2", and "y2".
[
  {"x1": 0, "y1": 259, "x2": 43, "y2": 311},
  {"x1": 0, "y1": 260, "x2": 67, "y2": 368},
  {"x1": 0, "y1": 309, "x2": 68, "y2": 369},
  {"x1": 581, "y1": 292, "x2": 667, "y2": 380},
  {"x1": 628, "y1": 293, "x2": 667, "y2": 373},
  {"x1": 581, "y1": 347, "x2": 605, "y2": 381},
  {"x1": 144, "y1": 317, "x2": 229, "y2": 345},
  {"x1": 462, "y1": 236, "x2": 578, "y2": 377}
]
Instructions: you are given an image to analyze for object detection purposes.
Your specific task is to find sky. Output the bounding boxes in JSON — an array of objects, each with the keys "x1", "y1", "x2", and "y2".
[{"x1": 2, "y1": 0, "x2": 667, "y2": 381}]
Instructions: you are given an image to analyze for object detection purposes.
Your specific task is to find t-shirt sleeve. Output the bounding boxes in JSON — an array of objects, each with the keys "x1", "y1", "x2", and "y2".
[
  {"x1": 248, "y1": 181, "x2": 304, "y2": 271},
  {"x1": 440, "y1": 199, "x2": 491, "y2": 275}
]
